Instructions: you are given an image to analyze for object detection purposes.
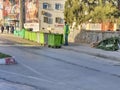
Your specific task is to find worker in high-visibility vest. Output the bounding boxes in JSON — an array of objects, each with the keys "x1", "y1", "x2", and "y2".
[{"x1": 64, "y1": 22, "x2": 70, "y2": 46}]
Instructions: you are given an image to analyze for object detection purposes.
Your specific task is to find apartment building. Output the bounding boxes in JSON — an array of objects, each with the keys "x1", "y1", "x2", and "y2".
[{"x1": 39, "y1": 0, "x2": 66, "y2": 31}]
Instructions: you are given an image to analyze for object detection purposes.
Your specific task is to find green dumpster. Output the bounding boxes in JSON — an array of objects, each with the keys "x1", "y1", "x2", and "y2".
[
  {"x1": 31, "y1": 32, "x2": 37, "y2": 42},
  {"x1": 48, "y1": 33, "x2": 63, "y2": 48},
  {"x1": 28, "y1": 31, "x2": 32, "y2": 40},
  {"x1": 39, "y1": 32, "x2": 44, "y2": 45},
  {"x1": 36, "y1": 32, "x2": 40, "y2": 43},
  {"x1": 25, "y1": 30, "x2": 29, "y2": 40},
  {"x1": 19, "y1": 29, "x2": 25, "y2": 38},
  {"x1": 39, "y1": 32, "x2": 48, "y2": 45},
  {"x1": 14, "y1": 30, "x2": 19, "y2": 36}
]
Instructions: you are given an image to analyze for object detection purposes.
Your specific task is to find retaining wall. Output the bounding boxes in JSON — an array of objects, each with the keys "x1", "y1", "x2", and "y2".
[{"x1": 68, "y1": 29, "x2": 120, "y2": 44}]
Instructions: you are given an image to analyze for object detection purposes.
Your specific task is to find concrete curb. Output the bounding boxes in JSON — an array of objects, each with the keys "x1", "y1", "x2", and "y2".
[
  {"x1": 0, "y1": 57, "x2": 16, "y2": 65},
  {"x1": 63, "y1": 46, "x2": 120, "y2": 61}
]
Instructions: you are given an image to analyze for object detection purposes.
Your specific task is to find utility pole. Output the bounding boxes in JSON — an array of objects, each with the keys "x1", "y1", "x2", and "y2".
[
  {"x1": 19, "y1": 0, "x2": 25, "y2": 30},
  {"x1": 38, "y1": 0, "x2": 41, "y2": 31},
  {"x1": 38, "y1": 0, "x2": 40, "y2": 31}
]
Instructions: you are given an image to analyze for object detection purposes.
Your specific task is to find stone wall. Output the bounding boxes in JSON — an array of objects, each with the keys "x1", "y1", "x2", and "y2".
[{"x1": 69, "y1": 29, "x2": 120, "y2": 44}]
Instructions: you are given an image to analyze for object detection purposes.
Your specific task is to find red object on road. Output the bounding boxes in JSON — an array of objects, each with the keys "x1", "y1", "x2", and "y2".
[
  {"x1": 5, "y1": 57, "x2": 16, "y2": 64},
  {"x1": 0, "y1": 57, "x2": 16, "y2": 65}
]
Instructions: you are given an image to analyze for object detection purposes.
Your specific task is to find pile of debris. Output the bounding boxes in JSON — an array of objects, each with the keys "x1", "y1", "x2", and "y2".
[{"x1": 91, "y1": 37, "x2": 120, "y2": 51}]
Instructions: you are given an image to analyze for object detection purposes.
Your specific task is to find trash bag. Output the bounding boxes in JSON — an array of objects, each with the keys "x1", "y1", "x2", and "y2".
[{"x1": 96, "y1": 37, "x2": 120, "y2": 51}]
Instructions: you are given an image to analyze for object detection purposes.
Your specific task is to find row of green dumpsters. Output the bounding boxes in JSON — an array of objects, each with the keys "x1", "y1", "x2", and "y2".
[{"x1": 14, "y1": 30, "x2": 63, "y2": 47}]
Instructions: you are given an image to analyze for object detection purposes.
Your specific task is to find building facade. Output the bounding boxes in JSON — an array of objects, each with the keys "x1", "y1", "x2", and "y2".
[
  {"x1": 2, "y1": 0, "x2": 20, "y2": 28},
  {"x1": 39, "y1": 0, "x2": 66, "y2": 31}
]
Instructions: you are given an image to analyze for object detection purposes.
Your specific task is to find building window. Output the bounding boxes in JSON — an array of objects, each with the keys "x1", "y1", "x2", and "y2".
[
  {"x1": 55, "y1": 3, "x2": 63, "y2": 10},
  {"x1": 44, "y1": 17, "x2": 53, "y2": 24},
  {"x1": 43, "y1": 3, "x2": 48, "y2": 9},
  {"x1": 43, "y1": 3, "x2": 51, "y2": 9},
  {"x1": 44, "y1": 12, "x2": 52, "y2": 17},
  {"x1": 55, "y1": 17, "x2": 64, "y2": 24}
]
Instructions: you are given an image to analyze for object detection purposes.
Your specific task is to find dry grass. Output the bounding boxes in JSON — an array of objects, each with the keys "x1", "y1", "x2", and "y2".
[{"x1": 0, "y1": 52, "x2": 11, "y2": 58}]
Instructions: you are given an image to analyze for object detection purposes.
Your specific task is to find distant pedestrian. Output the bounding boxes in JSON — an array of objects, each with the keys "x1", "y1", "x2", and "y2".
[
  {"x1": 64, "y1": 22, "x2": 70, "y2": 46},
  {"x1": 6, "y1": 25, "x2": 9, "y2": 33},
  {"x1": 1, "y1": 25, "x2": 4, "y2": 33},
  {"x1": 10, "y1": 25, "x2": 14, "y2": 34}
]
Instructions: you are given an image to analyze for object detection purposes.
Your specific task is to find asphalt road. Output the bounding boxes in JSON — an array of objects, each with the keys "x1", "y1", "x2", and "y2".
[
  {"x1": 0, "y1": 34, "x2": 120, "y2": 90},
  {"x1": 0, "y1": 34, "x2": 43, "y2": 90}
]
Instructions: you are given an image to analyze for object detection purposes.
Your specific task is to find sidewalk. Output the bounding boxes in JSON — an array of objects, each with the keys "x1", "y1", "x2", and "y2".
[
  {"x1": 62, "y1": 43, "x2": 120, "y2": 61},
  {"x1": 0, "y1": 34, "x2": 40, "y2": 46}
]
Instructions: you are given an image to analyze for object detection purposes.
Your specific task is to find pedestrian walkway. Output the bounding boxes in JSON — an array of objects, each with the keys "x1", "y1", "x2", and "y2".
[{"x1": 62, "y1": 43, "x2": 120, "y2": 61}]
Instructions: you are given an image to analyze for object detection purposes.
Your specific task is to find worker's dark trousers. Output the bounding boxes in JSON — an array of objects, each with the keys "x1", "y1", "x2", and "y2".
[{"x1": 64, "y1": 34, "x2": 68, "y2": 45}]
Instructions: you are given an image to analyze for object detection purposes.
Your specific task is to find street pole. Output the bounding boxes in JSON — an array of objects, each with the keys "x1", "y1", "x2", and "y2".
[
  {"x1": 38, "y1": 0, "x2": 41, "y2": 31},
  {"x1": 19, "y1": 0, "x2": 25, "y2": 30}
]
